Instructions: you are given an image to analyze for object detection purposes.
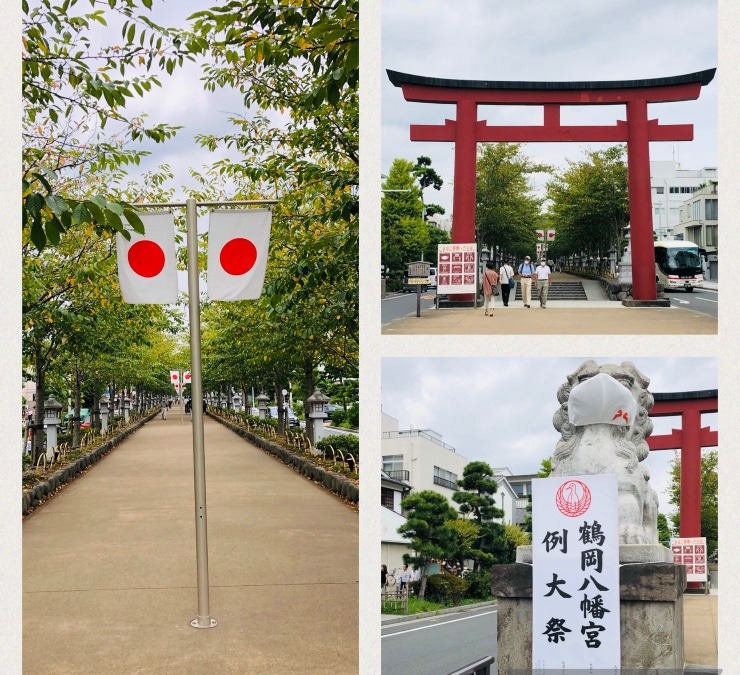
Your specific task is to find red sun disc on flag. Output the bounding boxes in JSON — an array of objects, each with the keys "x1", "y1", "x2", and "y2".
[
  {"x1": 128, "y1": 240, "x2": 166, "y2": 278},
  {"x1": 172, "y1": 374, "x2": 178, "y2": 381},
  {"x1": 220, "y1": 238, "x2": 258, "y2": 276},
  {"x1": 555, "y1": 480, "x2": 591, "y2": 517}
]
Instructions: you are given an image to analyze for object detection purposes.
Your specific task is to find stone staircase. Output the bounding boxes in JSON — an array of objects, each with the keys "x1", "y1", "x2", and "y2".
[{"x1": 514, "y1": 281, "x2": 587, "y2": 301}]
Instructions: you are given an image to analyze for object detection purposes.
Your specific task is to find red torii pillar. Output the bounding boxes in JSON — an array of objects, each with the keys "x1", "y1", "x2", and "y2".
[
  {"x1": 388, "y1": 69, "x2": 715, "y2": 302},
  {"x1": 648, "y1": 390, "x2": 718, "y2": 539}
]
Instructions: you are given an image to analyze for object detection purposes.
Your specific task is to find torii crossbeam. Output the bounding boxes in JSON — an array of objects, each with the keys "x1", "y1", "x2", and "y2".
[{"x1": 388, "y1": 68, "x2": 715, "y2": 301}]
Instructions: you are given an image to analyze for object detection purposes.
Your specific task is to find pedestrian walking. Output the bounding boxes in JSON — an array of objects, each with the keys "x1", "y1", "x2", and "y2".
[
  {"x1": 161, "y1": 403, "x2": 167, "y2": 420},
  {"x1": 518, "y1": 256, "x2": 536, "y2": 308},
  {"x1": 202, "y1": 398, "x2": 207, "y2": 413},
  {"x1": 399, "y1": 564, "x2": 411, "y2": 592},
  {"x1": 499, "y1": 258, "x2": 515, "y2": 307},
  {"x1": 381, "y1": 564, "x2": 388, "y2": 589},
  {"x1": 481, "y1": 261, "x2": 499, "y2": 317},
  {"x1": 534, "y1": 258, "x2": 552, "y2": 308}
]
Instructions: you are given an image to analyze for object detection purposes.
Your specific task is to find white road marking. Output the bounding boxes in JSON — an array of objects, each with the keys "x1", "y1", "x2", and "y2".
[{"x1": 382, "y1": 609, "x2": 498, "y2": 638}]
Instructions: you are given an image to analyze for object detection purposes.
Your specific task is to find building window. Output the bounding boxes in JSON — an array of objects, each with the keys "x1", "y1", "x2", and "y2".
[
  {"x1": 433, "y1": 466, "x2": 458, "y2": 490},
  {"x1": 705, "y1": 199, "x2": 718, "y2": 221},
  {"x1": 512, "y1": 483, "x2": 525, "y2": 497},
  {"x1": 706, "y1": 225, "x2": 718, "y2": 247},
  {"x1": 692, "y1": 201, "x2": 700, "y2": 221},
  {"x1": 655, "y1": 187, "x2": 664, "y2": 194},
  {"x1": 381, "y1": 487, "x2": 395, "y2": 510},
  {"x1": 383, "y1": 455, "x2": 403, "y2": 473},
  {"x1": 669, "y1": 186, "x2": 678, "y2": 194}
]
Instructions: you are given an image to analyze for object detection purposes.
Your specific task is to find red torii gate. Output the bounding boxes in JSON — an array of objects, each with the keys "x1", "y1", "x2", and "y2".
[
  {"x1": 387, "y1": 69, "x2": 715, "y2": 302},
  {"x1": 648, "y1": 390, "x2": 718, "y2": 539}
]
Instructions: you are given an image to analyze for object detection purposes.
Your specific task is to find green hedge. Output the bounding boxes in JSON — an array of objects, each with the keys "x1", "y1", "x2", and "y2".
[
  {"x1": 316, "y1": 434, "x2": 359, "y2": 460},
  {"x1": 425, "y1": 574, "x2": 470, "y2": 605},
  {"x1": 463, "y1": 569, "x2": 493, "y2": 600}
]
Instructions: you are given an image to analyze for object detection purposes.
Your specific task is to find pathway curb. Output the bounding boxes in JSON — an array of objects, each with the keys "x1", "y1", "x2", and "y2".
[
  {"x1": 381, "y1": 599, "x2": 497, "y2": 625},
  {"x1": 22, "y1": 408, "x2": 161, "y2": 516},
  {"x1": 208, "y1": 413, "x2": 359, "y2": 504}
]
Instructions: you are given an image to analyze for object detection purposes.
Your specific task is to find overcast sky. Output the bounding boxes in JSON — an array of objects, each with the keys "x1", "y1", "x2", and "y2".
[
  {"x1": 381, "y1": 0, "x2": 718, "y2": 216},
  {"x1": 90, "y1": 1, "x2": 266, "y2": 199},
  {"x1": 381, "y1": 357, "x2": 717, "y2": 519}
]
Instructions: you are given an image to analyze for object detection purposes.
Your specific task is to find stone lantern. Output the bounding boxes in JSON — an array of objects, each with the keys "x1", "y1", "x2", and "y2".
[
  {"x1": 232, "y1": 395, "x2": 243, "y2": 413},
  {"x1": 43, "y1": 396, "x2": 63, "y2": 460},
  {"x1": 305, "y1": 388, "x2": 329, "y2": 445},
  {"x1": 100, "y1": 396, "x2": 110, "y2": 434},
  {"x1": 256, "y1": 393, "x2": 269, "y2": 420},
  {"x1": 123, "y1": 396, "x2": 131, "y2": 423}
]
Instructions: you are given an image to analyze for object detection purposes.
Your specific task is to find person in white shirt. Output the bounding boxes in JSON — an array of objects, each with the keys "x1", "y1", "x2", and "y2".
[
  {"x1": 499, "y1": 259, "x2": 515, "y2": 307},
  {"x1": 518, "y1": 256, "x2": 536, "y2": 308},
  {"x1": 534, "y1": 258, "x2": 552, "y2": 308},
  {"x1": 399, "y1": 564, "x2": 412, "y2": 592}
]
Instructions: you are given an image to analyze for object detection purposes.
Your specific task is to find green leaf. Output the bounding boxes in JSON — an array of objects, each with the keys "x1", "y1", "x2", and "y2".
[
  {"x1": 104, "y1": 208, "x2": 123, "y2": 232},
  {"x1": 123, "y1": 208, "x2": 145, "y2": 234}
]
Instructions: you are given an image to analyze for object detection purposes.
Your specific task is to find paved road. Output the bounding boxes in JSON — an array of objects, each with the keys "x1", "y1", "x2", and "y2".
[
  {"x1": 382, "y1": 606, "x2": 498, "y2": 675},
  {"x1": 664, "y1": 287, "x2": 717, "y2": 318},
  {"x1": 23, "y1": 410, "x2": 358, "y2": 674},
  {"x1": 382, "y1": 291, "x2": 436, "y2": 325}
]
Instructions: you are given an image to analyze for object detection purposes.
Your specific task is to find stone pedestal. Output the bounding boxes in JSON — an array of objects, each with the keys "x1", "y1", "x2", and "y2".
[{"x1": 491, "y1": 562, "x2": 686, "y2": 673}]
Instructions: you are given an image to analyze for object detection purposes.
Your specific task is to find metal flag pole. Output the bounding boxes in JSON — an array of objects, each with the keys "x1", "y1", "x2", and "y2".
[
  {"x1": 185, "y1": 198, "x2": 216, "y2": 629},
  {"x1": 133, "y1": 197, "x2": 277, "y2": 630}
]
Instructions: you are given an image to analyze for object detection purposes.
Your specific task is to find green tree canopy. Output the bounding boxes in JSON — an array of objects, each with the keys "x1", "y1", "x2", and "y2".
[
  {"x1": 398, "y1": 490, "x2": 457, "y2": 598},
  {"x1": 475, "y1": 143, "x2": 551, "y2": 260},
  {"x1": 452, "y1": 461, "x2": 508, "y2": 569},
  {"x1": 23, "y1": 0, "x2": 190, "y2": 249},
  {"x1": 545, "y1": 145, "x2": 629, "y2": 260},
  {"x1": 668, "y1": 449, "x2": 718, "y2": 556}
]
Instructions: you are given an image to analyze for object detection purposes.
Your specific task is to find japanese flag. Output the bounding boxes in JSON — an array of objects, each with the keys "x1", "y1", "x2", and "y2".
[
  {"x1": 547, "y1": 229, "x2": 556, "y2": 241},
  {"x1": 184, "y1": 371, "x2": 191, "y2": 385},
  {"x1": 170, "y1": 370, "x2": 180, "y2": 392},
  {"x1": 207, "y1": 209, "x2": 272, "y2": 301},
  {"x1": 536, "y1": 229, "x2": 545, "y2": 242},
  {"x1": 116, "y1": 212, "x2": 178, "y2": 304}
]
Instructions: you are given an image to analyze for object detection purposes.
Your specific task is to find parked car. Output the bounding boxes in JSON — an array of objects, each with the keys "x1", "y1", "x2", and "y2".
[{"x1": 268, "y1": 406, "x2": 300, "y2": 428}]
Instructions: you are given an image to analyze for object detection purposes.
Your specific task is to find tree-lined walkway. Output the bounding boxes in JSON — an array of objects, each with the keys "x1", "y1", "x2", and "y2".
[{"x1": 23, "y1": 407, "x2": 358, "y2": 674}]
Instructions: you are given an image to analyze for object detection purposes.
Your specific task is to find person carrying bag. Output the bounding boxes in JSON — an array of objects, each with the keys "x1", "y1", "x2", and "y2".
[
  {"x1": 481, "y1": 261, "x2": 499, "y2": 316},
  {"x1": 499, "y1": 259, "x2": 515, "y2": 307}
]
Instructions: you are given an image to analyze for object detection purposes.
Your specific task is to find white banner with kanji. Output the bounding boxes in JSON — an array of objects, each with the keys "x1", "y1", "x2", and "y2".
[
  {"x1": 532, "y1": 474, "x2": 620, "y2": 672},
  {"x1": 670, "y1": 537, "x2": 708, "y2": 583},
  {"x1": 437, "y1": 243, "x2": 477, "y2": 295}
]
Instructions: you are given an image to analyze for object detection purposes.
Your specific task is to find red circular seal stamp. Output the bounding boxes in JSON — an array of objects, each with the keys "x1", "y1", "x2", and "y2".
[{"x1": 555, "y1": 480, "x2": 591, "y2": 517}]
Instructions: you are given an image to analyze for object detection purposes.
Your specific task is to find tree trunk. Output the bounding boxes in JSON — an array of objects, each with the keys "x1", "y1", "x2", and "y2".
[
  {"x1": 275, "y1": 382, "x2": 285, "y2": 435},
  {"x1": 418, "y1": 566, "x2": 429, "y2": 599},
  {"x1": 303, "y1": 359, "x2": 314, "y2": 444},
  {"x1": 72, "y1": 365, "x2": 82, "y2": 448},
  {"x1": 32, "y1": 348, "x2": 46, "y2": 465}
]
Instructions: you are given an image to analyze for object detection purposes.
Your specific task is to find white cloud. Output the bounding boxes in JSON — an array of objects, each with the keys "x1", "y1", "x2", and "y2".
[
  {"x1": 381, "y1": 0, "x2": 718, "y2": 214},
  {"x1": 381, "y1": 357, "x2": 717, "y2": 516}
]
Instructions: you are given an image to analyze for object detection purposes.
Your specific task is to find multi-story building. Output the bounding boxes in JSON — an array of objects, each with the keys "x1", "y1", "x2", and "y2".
[
  {"x1": 381, "y1": 412, "x2": 469, "y2": 506},
  {"x1": 673, "y1": 183, "x2": 719, "y2": 280},
  {"x1": 650, "y1": 161, "x2": 718, "y2": 240}
]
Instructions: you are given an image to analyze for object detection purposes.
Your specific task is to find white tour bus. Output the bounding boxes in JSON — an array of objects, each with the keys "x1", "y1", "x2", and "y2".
[{"x1": 654, "y1": 240, "x2": 704, "y2": 292}]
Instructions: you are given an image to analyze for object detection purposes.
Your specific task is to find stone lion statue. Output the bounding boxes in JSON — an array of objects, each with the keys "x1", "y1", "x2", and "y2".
[{"x1": 551, "y1": 360, "x2": 659, "y2": 545}]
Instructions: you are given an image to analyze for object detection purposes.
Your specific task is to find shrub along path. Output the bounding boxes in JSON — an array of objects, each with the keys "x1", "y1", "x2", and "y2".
[{"x1": 23, "y1": 404, "x2": 358, "y2": 674}]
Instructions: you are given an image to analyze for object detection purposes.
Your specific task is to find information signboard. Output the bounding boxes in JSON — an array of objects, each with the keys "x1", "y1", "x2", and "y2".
[
  {"x1": 532, "y1": 474, "x2": 620, "y2": 672},
  {"x1": 437, "y1": 243, "x2": 477, "y2": 295},
  {"x1": 670, "y1": 537, "x2": 708, "y2": 583}
]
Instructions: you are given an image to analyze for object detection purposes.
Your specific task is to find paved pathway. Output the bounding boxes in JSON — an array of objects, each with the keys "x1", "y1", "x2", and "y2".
[
  {"x1": 383, "y1": 272, "x2": 717, "y2": 334},
  {"x1": 23, "y1": 409, "x2": 358, "y2": 674}
]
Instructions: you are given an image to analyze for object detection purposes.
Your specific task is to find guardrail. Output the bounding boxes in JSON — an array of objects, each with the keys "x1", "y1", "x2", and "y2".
[{"x1": 446, "y1": 655, "x2": 495, "y2": 675}]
